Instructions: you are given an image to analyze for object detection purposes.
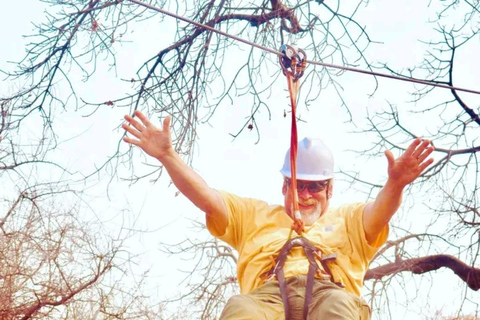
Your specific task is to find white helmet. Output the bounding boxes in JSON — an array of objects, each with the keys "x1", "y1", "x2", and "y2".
[{"x1": 280, "y1": 137, "x2": 334, "y2": 180}]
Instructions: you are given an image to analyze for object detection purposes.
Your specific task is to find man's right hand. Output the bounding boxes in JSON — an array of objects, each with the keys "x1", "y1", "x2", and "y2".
[
  {"x1": 121, "y1": 110, "x2": 229, "y2": 235},
  {"x1": 122, "y1": 110, "x2": 173, "y2": 161}
]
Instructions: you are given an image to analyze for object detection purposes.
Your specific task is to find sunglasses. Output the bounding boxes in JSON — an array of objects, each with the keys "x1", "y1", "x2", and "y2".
[{"x1": 285, "y1": 178, "x2": 329, "y2": 193}]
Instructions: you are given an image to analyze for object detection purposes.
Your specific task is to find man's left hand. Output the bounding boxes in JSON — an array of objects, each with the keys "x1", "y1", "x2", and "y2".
[{"x1": 385, "y1": 138, "x2": 435, "y2": 187}]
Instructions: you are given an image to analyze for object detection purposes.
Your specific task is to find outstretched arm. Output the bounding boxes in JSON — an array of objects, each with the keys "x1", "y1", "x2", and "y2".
[
  {"x1": 363, "y1": 138, "x2": 434, "y2": 244},
  {"x1": 122, "y1": 110, "x2": 228, "y2": 234}
]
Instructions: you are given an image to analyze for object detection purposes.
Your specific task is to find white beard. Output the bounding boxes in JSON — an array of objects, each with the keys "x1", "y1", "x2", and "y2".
[{"x1": 293, "y1": 201, "x2": 322, "y2": 226}]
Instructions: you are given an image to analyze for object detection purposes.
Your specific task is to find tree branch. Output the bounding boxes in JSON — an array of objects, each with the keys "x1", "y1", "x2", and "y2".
[{"x1": 365, "y1": 254, "x2": 480, "y2": 291}]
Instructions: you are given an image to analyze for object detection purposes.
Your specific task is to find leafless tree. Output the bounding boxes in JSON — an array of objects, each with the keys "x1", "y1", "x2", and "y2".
[
  {"x1": 0, "y1": 182, "x2": 165, "y2": 319},
  {"x1": 338, "y1": 2, "x2": 480, "y2": 318},
  {"x1": 1, "y1": 0, "x2": 479, "y2": 319},
  {"x1": 428, "y1": 310, "x2": 479, "y2": 320},
  {"x1": 1, "y1": 90, "x2": 161, "y2": 319},
  {"x1": 1, "y1": 0, "x2": 374, "y2": 180}
]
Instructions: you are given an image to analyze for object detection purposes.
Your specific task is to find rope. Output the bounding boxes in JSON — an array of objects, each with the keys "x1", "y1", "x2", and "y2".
[
  {"x1": 280, "y1": 45, "x2": 306, "y2": 237},
  {"x1": 129, "y1": 0, "x2": 480, "y2": 96}
]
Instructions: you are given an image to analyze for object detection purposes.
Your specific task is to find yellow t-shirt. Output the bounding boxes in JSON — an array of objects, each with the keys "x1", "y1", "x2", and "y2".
[{"x1": 207, "y1": 191, "x2": 389, "y2": 296}]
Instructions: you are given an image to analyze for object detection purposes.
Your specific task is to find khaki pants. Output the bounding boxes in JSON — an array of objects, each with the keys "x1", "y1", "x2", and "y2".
[{"x1": 220, "y1": 276, "x2": 370, "y2": 320}]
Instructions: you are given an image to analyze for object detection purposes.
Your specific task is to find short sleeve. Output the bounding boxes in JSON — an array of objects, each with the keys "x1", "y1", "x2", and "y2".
[
  {"x1": 343, "y1": 202, "x2": 389, "y2": 261},
  {"x1": 206, "y1": 190, "x2": 251, "y2": 250}
]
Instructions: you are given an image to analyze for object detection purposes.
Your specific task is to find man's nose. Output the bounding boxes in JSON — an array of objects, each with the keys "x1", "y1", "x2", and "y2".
[{"x1": 297, "y1": 186, "x2": 311, "y2": 198}]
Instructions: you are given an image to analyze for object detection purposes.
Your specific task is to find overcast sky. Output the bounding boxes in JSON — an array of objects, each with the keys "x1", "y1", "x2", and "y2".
[{"x1": 1, "y1": 1, "x2": 479, "y2": 319}]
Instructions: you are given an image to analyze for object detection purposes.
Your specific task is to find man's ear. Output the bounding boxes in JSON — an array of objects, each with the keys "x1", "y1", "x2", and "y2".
[{"x1": 327, "y1": 180, "x2": 334, "y2": 199}]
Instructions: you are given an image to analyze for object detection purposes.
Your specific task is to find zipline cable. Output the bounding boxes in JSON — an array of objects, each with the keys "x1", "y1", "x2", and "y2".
[{"x1": 129, "y1": 0, "x2": 480, "y2": 95}]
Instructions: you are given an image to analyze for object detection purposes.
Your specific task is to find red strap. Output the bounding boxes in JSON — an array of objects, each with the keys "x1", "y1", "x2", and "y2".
[
  {"x1": 279, "y1": 45, "x2": 307, "y2": 236},
  {"x1": 286, "y1": 72, "x2": 304, "y2": 235}
]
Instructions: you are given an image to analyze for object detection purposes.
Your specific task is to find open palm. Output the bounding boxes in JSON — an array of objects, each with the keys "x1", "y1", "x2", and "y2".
[
  {"x1": 122, "y1": 110, "x2": 173, "y2": 160},
  {"x1": 385, "y1": 138, "x2": 435, "y2": 187}
]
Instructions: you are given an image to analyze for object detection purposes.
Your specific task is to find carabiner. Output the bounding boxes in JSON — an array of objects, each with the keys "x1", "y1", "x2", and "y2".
[{"x1": 279, "y1": 44, "x2": 307, "y2": 81}]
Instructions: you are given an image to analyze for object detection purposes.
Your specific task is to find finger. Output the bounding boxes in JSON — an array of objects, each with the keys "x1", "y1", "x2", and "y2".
[
  {"x1": 418, "y1": 157, "x2": 434, "y2": 172},
  {"x1": 417, "y1": 145, "x2": 434, "y2": 163},
  {"x1": 134, "y1": 110, "x2": 152, "y2": 128},
  {"x1": 385, "y1": 150, "x2": 395, "y2": 168},
  {"x1": 163, "y1": 116, "x2": 171, "y2": 132},
  {"x1": 411, "y1": 139, "x2": 431, "y2": 158},
  {"x1": 405, "y1": 138, "x2": 422, "y2": 156},
  {"x1": 122, "y1": 123, "x2": 141, "y2": 139},
  {"x1": 123, "y1": 136, "x2": 140, "y2": 146},
  {"x1": 124, "y1": 114, "x2": 145, "y2": 133}
]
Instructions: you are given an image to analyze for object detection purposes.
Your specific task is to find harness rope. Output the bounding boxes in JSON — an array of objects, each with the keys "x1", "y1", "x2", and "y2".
[{"x1": 279, "y1": 44, "x2": 307, "y2": 237}]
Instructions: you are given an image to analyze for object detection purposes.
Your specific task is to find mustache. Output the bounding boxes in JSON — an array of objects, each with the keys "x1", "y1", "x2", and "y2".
[{"x1": 299, "y1": 199, "x2": 317, "y2": 206}]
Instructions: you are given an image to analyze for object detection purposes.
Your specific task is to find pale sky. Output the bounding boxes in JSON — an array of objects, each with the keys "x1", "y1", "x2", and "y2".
[{"x1": 1, "y1": 0, "x2": 479, "y2": 319}]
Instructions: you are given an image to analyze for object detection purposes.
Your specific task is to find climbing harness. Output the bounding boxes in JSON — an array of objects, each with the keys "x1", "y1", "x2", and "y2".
[
  {"x1": 279, "y1": 44, "x2": 308, "y2": 237},
  {"x1": 261, "y1": 237, "x2": 342, "y2": 320},
  {"x1": 262, "y1": 237, "x2": 326, "y2": 320}
]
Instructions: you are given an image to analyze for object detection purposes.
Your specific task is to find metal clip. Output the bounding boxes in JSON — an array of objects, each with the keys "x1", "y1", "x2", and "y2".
[
  {"x1": 279, "y1": 44, "x2": 307, "y2": 81},
  {"x1": 294, "y1": 48, "x2": 307, "y2": 80}
]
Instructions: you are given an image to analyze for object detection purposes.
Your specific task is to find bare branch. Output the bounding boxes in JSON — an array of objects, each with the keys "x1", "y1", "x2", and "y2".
[{"x1": 365, "y1": 254, "x2": 480, "y2": 291}]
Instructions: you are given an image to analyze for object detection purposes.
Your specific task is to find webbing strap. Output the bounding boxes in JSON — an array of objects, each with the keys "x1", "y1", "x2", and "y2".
[
  {"x1": 287, "y1": 72, "x2": 304, "y2": 235},
  {"x1": 303, "y1": 263, "x2": 316, "y2": 320},
  {"x1": 276, "y1": 266, "x2": 290, "y2": 319},
  {"x1": 260, "y1": 236, "x2": 344, "y2": 319},
  {"x1": 279, "y1": 44, "x2": 307, "y2": 236},
  {"x1": 268, "y1": 237, "x2": 322, "y2": 320}
]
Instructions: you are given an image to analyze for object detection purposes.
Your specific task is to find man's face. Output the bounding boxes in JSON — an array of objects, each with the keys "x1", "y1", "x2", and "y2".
[{"x1": 282, "y1": 178, "x2": 332, "y2": 225}]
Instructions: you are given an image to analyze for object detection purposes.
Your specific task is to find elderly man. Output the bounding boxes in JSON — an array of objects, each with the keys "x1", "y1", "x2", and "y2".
[{"x1": 122, "y1": 110, "x2": 434, "y2": 320}]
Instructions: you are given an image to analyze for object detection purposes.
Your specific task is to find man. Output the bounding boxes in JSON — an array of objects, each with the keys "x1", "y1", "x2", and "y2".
[{"x1": 122, "y1": 110, "x2": 434, "y2": 320}]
